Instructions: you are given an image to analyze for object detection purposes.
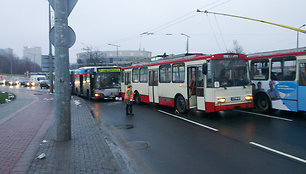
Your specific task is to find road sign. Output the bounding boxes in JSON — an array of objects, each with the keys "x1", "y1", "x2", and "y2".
[
  {"x1": 48, "y1": 0, "x2": 78, "y2": 17},
  {"x1": 50, "y1": 26, "x2": 76, "y2": 48}
]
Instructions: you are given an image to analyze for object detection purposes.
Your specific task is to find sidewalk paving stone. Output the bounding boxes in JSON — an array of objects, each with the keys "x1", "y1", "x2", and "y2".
[{"x1": 27, "y1": 97, "x2": 122, "y2": 174}]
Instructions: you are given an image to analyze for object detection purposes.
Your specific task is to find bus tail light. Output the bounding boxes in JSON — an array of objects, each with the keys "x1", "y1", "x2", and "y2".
[
  {"x1": 245, "y1": 95, "x2": 253, "y2": 101},
  {"x1": 217, "y1": 98, "x2": 226, "y2": 103}
]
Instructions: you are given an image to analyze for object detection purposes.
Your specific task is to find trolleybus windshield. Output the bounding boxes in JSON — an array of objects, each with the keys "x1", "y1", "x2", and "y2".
[{"x1": 208, "y1": 59, "x2": 250, "y2": 88}]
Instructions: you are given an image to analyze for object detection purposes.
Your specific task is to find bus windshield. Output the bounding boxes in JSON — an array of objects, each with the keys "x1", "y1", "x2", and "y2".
[
  {"x1": 207, "y1": 59, "x2": 250, "y2": 88},
  {"x1": 95, "y1": 72, "x2": 120, "y2": 89}
]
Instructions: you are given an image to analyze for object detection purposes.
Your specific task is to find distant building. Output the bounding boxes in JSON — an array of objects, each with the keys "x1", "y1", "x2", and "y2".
[
  {"x1": 23, "y1": 46, "x2": 42, "y2": 67},
  {"x1": 76, "y1": 50, "x2": 152, "y2": 67},
  {"x1": 0, "y1": 48, "x2": 14, "y2": 57},
  {"x1": 41, "y1": 55, "x2": 55, "y2": 73}
]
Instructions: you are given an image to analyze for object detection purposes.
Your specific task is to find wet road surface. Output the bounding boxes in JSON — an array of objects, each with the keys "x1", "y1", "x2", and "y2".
[{"x1": 89, "y1": 100, "x2": 306, "y2": 174}]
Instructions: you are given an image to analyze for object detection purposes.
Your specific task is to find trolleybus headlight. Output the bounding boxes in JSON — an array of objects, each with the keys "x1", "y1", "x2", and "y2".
[
  {"x1": 245, "y1": 95, "x2": 253, "y2": 101},
  {"x1": 217, "y1": 98, "x2": 226, "y2": 103},
  {"x1": 95, "y1": 93, "x2": 100, "y2": 97}
]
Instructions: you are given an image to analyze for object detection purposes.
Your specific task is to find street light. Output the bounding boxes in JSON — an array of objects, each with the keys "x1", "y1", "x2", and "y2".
[
  {"x1": 181, "y1": 33, "x2": 190, "y2": 54},
  {"x1": 108, "y1": 43, "x2": 120, "y2": 60},
  {"x1": 297, "y1": 24, "x2": 306, "y2": 48}
]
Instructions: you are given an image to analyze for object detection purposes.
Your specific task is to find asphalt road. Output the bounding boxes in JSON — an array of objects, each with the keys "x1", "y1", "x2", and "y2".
[{"x1": 88, "y1": 99, "x2": 306, "y2": 174}]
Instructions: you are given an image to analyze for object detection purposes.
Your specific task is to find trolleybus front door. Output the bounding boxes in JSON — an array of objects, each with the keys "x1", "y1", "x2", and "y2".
[
  {"x1": 149, "y1": 70, "x2": 159, "y2": 103},
  {"x1": 188, "y1": 67, "x2": 197, "y2": 109},
  {"x1": 188, "y1": 66, "x2": 205, "y2": 110},
  {"x1": 298, "y1": 62, "x2": 306, "y2": 111}
]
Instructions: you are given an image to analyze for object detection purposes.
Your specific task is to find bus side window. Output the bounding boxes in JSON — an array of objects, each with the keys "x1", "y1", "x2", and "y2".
[
  {"x1": 125, "y1": 72, "x2": 130, "y2": 85},
  {"x1": 300, "y1": 63, "x2": 306, "y2": 86}
]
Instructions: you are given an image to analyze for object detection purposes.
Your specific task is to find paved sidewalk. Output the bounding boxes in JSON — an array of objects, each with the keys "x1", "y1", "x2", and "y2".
[{"x1": 27, "y1": 96, "x2": 122, "y2": 174}]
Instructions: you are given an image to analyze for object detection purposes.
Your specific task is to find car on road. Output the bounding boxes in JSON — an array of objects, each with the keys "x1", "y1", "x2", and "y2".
[{"x1": 39, "y1": 80, "x2": 50, "y2": 89}]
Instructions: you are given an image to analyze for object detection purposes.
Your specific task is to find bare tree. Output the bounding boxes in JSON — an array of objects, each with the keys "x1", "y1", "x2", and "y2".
[{"x1": 228, "y1": 40, "x2": 244, "y2": 54}]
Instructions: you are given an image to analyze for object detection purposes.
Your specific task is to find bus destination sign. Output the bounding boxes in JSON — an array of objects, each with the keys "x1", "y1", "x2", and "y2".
[{"x1": 97, "y1": 68, "x2": 121, "y2": 73}]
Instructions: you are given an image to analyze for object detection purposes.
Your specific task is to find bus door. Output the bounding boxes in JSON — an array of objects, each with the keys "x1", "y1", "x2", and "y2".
[
  {"x1": 149, "y1": 70, "x2": 159, "y2": 103},
  {"x1": 188, "y1": 66, "x2": 205, "y2": 110},
  {"x1": 80, "y1": 74, "x2": 84, "y2": 95},
  {"x1": 188, "y1": 67, "x2": 197, "y2": 109},
  {"x1": 298, "y1": 62, "x2": 306, "y2": 111}
]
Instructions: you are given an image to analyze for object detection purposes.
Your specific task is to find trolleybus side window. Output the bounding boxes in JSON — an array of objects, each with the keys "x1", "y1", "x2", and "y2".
[
  {"x1": 172, "y1": 63, "x2": 185, "y2": 83},
  {"x1": 159, "y1": 64, "x2": 171, "y2": 83},
  {"x1": 299, "y1": 63, "x2": 306, "y2": 86},
  {"x1": 125, "y1": 72, "x2": 131, "y2": 85},
  {"x1": 250, "y1": 60, "x2": 269, "y2": 80},
  {"x1": 139, "y1": 67, "x2": 148, "y2": 83},
  {"x1": 271, "y1": 57, "x2": 296, "y2": 81},
  {"x1": 207, "y1": 62, "x2": 213, "y2": 88},
  {"x1": 132, "y1": 68, "x2": 139, "y2": 83},
  {"x1": 196, "y1": 67, "x2": 204, "y2": 97}
]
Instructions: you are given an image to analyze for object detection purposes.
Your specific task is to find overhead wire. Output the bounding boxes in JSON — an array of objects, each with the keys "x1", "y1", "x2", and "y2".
[{"x1": 103, "y1": 0, "x2": 234, "y2": 50}]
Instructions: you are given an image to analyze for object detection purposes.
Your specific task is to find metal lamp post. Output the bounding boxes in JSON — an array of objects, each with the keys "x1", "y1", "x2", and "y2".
[
  {"x1": 181, "y1": 33, "x2": 190, "y2": 54},
  {"x1": 108, "y1": 43, "x2": 120, "y2": 59},
  {"x1": 297, "y1": 24, "x2": 306, "y2": 48}
]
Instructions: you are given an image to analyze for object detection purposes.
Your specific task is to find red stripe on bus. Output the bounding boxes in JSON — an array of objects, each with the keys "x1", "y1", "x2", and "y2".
[
  {"x1": 248, "y1": 51, "x2": 306, "y2": 60},
  {"x1": 205, "y1": 102, "x2": 253, "y2": 113},
  {"x1": 159, "y1": 97, "x2": 174, "y2": 107},
  {"x1": 140, "y1": 95, "x2": 150, "y2": 103}
]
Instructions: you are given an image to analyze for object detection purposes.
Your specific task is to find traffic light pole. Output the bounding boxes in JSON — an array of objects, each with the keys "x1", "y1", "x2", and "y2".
[{"x1": 54, "y1": 0, "x2": 71, "y2": 141}]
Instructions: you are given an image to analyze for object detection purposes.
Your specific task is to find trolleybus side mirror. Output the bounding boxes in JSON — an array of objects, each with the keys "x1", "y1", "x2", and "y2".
[{"x1": 202, "y1": 63, "x2": 208, "y2": 75}]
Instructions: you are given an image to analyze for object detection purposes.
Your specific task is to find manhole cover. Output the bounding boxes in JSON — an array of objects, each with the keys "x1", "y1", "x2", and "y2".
[
  {"x1": 115, "y1": 124, "x2": 134, "y2": 129},
  {"x1": 127, "y1": 141, "x2": 150, "y2": 150}
]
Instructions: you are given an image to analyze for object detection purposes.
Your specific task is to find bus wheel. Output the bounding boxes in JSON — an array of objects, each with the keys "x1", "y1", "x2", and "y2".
[
  {"x1": 175, "y1": 95, "x2": 188, "y2": 114},
  {"x1": 255, "y1": 93, "x2": 271, "y2": 113},
  {"x1": 134, "y1": 93, "x2": 141, "y2": 105}
]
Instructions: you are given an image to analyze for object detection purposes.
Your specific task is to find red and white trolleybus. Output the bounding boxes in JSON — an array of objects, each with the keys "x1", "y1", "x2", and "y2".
[{"x1": 121, "y1": 53, "x2": 253, "y2": 113}]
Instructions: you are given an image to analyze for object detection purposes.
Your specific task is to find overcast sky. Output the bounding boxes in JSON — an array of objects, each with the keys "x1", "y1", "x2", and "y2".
[{"x1": 0, "y1": 0, "x2": 306, "y2": 63}]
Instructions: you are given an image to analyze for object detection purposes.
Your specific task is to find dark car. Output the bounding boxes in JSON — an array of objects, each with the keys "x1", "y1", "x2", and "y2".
[{"x1": 39, "y1": 80, "x2": 50, "y2": 89}]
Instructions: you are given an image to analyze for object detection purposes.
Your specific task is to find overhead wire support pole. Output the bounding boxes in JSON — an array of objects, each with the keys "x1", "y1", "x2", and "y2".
[
  {"x1": 197, "y1": 9, "x2": 306, "y2": 33},
  {"x1": 54, "y1": 0, "x2": 71, "y2": 141}
]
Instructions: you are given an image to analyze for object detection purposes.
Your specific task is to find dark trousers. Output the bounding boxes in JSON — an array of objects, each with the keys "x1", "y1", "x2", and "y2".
[{"x1": 126, "y1": 104, "x2": 133, "y2": 115}]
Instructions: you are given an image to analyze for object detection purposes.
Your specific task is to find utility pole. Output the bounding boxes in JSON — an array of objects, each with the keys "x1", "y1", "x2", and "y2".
[
  {"x1": 50, "y1": 0, "x2": 77, "y2": 141},
  {"x1": 54, "y1": 0, "x2": 71, "y2": 141}
]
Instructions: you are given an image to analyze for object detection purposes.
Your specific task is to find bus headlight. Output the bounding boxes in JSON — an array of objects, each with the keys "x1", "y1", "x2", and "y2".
[
  {"x1": 245, "y1": 95, "x2": 253, "y2": 101},
  {"x1": 217, "y1": 98, "x2": 226, "y2": 103}
]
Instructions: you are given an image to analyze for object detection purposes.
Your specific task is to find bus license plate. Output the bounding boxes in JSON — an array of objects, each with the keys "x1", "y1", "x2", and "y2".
[{"x1": 231, "y1": 97, "x2": 240, "y2": 101}]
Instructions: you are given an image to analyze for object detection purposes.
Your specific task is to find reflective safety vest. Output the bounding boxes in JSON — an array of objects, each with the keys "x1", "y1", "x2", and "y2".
[{"x1": 124, "y1": 88, "x2": 134, "y2": 100}]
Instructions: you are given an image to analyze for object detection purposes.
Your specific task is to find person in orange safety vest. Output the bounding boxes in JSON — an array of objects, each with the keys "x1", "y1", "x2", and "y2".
[{"x1": 124, "y1": 84, "x2": 134, "y2": 115}]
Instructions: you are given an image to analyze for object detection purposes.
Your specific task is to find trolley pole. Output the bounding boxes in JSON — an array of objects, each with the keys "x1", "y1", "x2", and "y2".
[{"x1": 54, "y1": 0, "x2": 71, "y2": 141}]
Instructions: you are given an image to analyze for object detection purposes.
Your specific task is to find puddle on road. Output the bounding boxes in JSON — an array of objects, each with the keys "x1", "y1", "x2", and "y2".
[{"x1": 127, "y1": 141, "x2": 150, "y2": 150}]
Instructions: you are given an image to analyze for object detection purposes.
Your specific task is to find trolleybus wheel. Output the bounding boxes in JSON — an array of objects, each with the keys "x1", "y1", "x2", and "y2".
[
  {"x1": 175, "y1": 95, "x2": 188, "y2": 114},
  {"x1": 134, "y1": 93, "x2": 141, "y2": 105},
  {"x1": 255, "y1": 93, "x2": 271, "y2": 113}
]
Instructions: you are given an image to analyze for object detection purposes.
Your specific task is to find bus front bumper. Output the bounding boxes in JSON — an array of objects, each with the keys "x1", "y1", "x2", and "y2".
[{"x1": 205, "y1": 102, "x2": 254, "y2": 113}]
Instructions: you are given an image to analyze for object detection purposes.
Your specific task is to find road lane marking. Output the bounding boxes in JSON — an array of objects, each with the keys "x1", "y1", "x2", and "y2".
[
  {"x1": 157, "y1": 110, "x2": 218, "y2": 132},
  {"x1": 234, "y1": 110, "x2": 293, "y2": 122},
  {"x1": 250, "y1": 142, "x2": 306, "y2": 164}
]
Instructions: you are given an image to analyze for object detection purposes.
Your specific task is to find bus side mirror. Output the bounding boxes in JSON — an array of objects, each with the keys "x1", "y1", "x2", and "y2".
[{"x1": 202, "y1": 63, "x2": 208, "y2": 75}]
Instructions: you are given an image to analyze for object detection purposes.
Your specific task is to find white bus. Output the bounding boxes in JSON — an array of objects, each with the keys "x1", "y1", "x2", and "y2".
[
  {"x1": 121, "y1": 53, "x2": 253, "y2": 113},
  {"x1": 249, "y1": 51, "x2": 306, "y2": 112},
  {"x1": 74, "y1": 66, "x2": 121, "y2": 100}
]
